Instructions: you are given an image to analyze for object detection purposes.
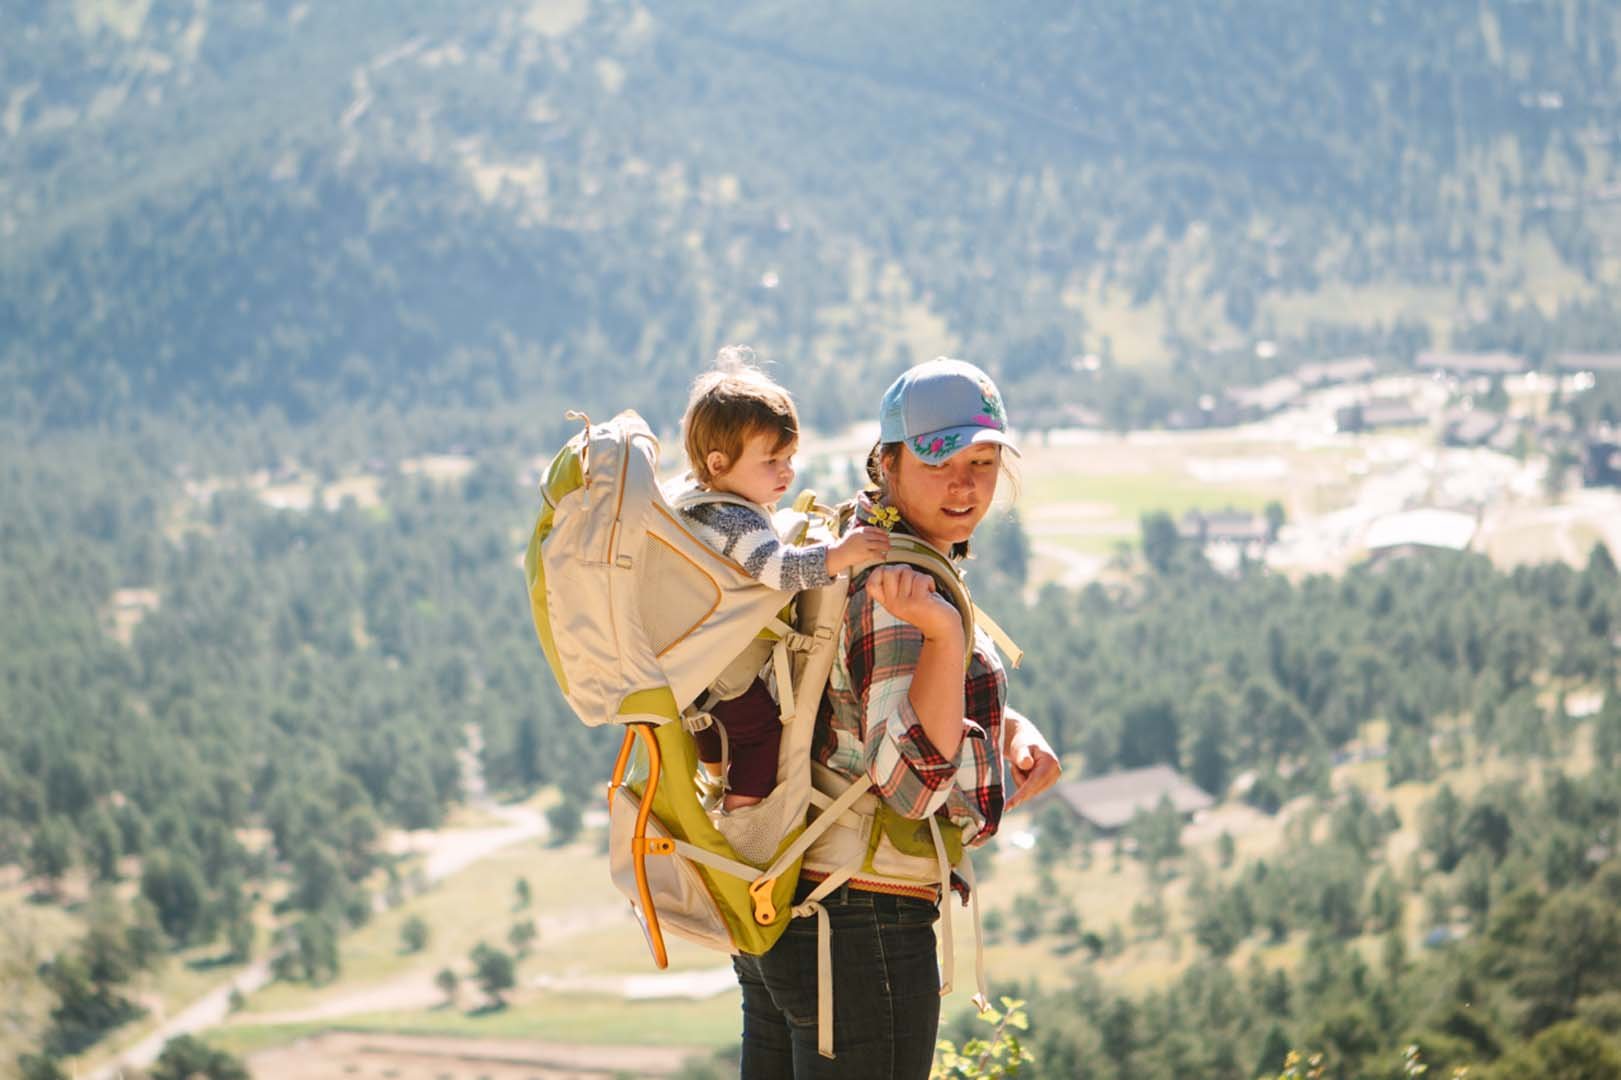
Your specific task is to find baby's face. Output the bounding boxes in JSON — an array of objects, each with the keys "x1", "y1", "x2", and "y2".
[{"x1": 712, "y1": 431, "x2": 797, "y2": 506}]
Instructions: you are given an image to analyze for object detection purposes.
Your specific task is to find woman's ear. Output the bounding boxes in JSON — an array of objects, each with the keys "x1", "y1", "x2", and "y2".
[
  {"x1": 879, "y1": 447, "x2": 901, "y2": 487},
  {"x1": 706, "y1": 450, "x2": 730, "y2": 478}
]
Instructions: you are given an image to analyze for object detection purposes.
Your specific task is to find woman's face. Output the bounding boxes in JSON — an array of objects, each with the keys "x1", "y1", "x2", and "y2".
[{"x1": 886, "y1": 444, "x2": 1001, "y2": 551}]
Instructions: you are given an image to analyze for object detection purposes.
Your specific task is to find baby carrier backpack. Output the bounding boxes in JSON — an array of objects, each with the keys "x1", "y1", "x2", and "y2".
[{"x1": 522, "y1": 410, "x2": 1022, "y2": 1057}]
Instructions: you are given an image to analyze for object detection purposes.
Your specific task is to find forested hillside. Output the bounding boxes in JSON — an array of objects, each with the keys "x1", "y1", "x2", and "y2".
[{"x1": 6, "y1": 1, "x2": 1621, "y2": 433}]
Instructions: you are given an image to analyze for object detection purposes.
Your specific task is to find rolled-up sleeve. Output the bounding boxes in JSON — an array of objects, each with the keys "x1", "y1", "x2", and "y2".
[
  {"x1": 819, "y1": 574, "x2": 1007, "y2": 844},
  {"x1": 848, "y1": 595, "x2": 963, "y2": 818}
]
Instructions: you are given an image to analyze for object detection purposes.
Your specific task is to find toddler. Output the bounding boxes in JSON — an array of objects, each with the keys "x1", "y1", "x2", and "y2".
[{"x1": 678, "y1": 347, "x2": 890, "y2": 811}]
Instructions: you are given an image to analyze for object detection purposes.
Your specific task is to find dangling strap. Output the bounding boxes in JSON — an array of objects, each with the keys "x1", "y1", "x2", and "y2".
[
  {"x1": 958, "y1": 849, "x2": 990, "y2": 1013},
  {"x1": 772, "y1": 776, "x2": 876, "y2": 1061},
  {"x1": 563, "y1": 410, "x2": 594, "y2": 507},
  {"x1": 929, "y1": 815, "x2": 956, "y2": 996},
  {"x1": 927, "y1": 817, "x2": 990, "y2": 1012},
  {"x1": 790, "y1": 861, "x2": 859, "y2": 1060}
]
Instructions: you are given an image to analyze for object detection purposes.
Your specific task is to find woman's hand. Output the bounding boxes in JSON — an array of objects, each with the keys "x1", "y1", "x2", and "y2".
[
  {"x1": 867, "y1": 565, "x2": 963, "y2": 645},
  {"x1": 1002, "y1": 708, "x2": 1061, "y2": 811}
]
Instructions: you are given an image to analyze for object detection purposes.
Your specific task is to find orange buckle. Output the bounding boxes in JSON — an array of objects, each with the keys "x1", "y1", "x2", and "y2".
[
  {"x1": 636, "y1": 837, "x2": 675, "y2": 856},
  {"x1": 748, "y1": 877, "x2": 778, "y2": 925}
]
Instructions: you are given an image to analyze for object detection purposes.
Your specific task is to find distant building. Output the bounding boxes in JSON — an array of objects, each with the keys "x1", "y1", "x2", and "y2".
[
  {"x1": 1225, "y1": 377, "x2": 1304, "y2": 420},
  {"x1": 1044, "y1": 765, "x2": 1215, "y2": 833},
  {"x1": 1442, "y1": 411, "x2": 1502, "y2": 448},
  {"x1": 1487, "y1": 422, "x2": 1525, "y2": 456},
  {"x1": 1553, "y1": 352, "x2": 1621, "y2": 375},
  {"x1": 1583, "y1": 440, "x2": 1621, "y2": 487},
  {"x1": 1416, "y1": 351, "x2": 1528, "y2": 377},
  {"x1": 1295, "y1": 356, "x2": 1378, "y2": 388},
  {"x1": 1335, "y1": 398, "x2": 1429, "y2": 433},
  {"x1": 1179, "y1": 509, "x2": 1270, "y2": 547},
  {"x1": 1362, "y1": 508, "x2": 1477, "y2": 559}
]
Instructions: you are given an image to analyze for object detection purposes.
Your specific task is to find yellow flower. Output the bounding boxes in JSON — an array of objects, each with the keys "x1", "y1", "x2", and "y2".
[{"x1": 869, "y1": 505, "x2": 901, "y2": 530}]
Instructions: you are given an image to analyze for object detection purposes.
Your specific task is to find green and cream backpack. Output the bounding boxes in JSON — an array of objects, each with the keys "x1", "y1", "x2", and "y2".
[{"x1": 522, "y1": 410, "x2": 1020, "y2": 1058}]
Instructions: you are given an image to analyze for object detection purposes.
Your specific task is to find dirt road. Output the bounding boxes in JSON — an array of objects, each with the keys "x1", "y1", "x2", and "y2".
[
  {"x1": 88, "y1": 781, "x2": 545, "y2": 1078},
  {"x1": 246, "y1": 1029, "x2": 710, "y2": 1080}
]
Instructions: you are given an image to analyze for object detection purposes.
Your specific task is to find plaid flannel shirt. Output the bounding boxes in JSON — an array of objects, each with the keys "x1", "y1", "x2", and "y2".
[{"x1": 815, "y1": 532, "x2": 1008, "y2": 854}]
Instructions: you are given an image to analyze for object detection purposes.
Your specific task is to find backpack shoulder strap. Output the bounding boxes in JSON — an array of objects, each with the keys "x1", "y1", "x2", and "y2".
[
  {"x1": 971, "y1": 604, "x2": 1023, "y2": 669},
  {"x1": 870, "y1": 534, "x2": 976, "y2": 669},
  {"x1": 864, "y1": 533, "x2": 1024, "y2": 670}
]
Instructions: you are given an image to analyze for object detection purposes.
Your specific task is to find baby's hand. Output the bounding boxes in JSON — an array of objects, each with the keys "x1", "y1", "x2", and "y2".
[{"x1": 827, "y1": 526, "x2": 891, "y2": 576}]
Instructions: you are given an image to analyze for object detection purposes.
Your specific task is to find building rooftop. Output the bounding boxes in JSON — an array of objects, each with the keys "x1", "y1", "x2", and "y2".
[
  {"x1": 1296, "y1": 356, "x2": 1378, "y2": 387},
  {"x1": 1048, "y1": 764, "x2": 1215, "y2": 831},
  {"x1": 1553, "y1": 352, "x2": 1621, "y2": 373},
  {"x1": 1355, "y1": 399, "x2": 1430, "y2": 429},
  {"x1": 1363, "y1": 508, "x2": 1477, "y2": 552},
  {"x1": 1227, "y1": 377, "x2": 1304, "y2": 415},
  {"x1": 1444, "y1": 411, "x2": 1502, "y2": 445},
  {"x1": 1416, "y1": 351, "x2": 1528, "y2": 376}
]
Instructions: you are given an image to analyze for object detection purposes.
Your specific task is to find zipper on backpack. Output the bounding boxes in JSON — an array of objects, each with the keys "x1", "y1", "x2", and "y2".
[{"x1": 605, "y1": 436, "x2": 634, "y2": 567}]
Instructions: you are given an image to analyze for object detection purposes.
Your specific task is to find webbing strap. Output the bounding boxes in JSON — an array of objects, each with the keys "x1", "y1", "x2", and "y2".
[
  {"x1": 790, "y1": 860, "x2": 860, "y2": 1060},
  {"x1": 682, "y1": 709, "x2": 729, "y2": 796},
  {"x1": 760, "y1": 775, "x2": 873, "y2": 883},
  {"x1": 765, "y1": 617, "x2": 823, "y2": 654},
  {"x1": 971, "y1": 603, "x2": 1023, "y2": 669},
  {"x1": 668, "y1": 837, "x2": 763, "y2": 882},
  {"x1": 771, "y1": 639, "x2": 795, "y2": 723},
  {"x1": 959, "y1": 849, "x2": 990, "y2": 1013},
  {"x1": 929, "y1": 815, "x2": 955, "y2": 997},
  {"x1": 766, "y1": 777, "x2": 875, "y2": 1062}
]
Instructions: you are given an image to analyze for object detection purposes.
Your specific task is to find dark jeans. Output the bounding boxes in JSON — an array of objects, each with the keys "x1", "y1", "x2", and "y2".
[
  {"x1": 733, "y1": 879, "x2": 941, "y2": 1079},
  {"x1": 693, "y1": 678, "x2": 781, "y2": 798}
]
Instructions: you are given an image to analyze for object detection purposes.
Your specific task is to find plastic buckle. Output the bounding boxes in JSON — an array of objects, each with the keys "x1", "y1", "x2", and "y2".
[
  {"x1": 638, "y1": 837, "x2": 675, "y2": 856},
  {"x1": 748, "y1": 877, "x2": 778, "y2": 925}
]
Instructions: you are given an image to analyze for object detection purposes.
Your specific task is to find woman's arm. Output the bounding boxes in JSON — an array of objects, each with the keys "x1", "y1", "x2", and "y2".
[
  {"x1": 868, "y1": 564, "x2": 966, "y2": 755},
  {"x1": 866, "y1": 565, "x2": 967, "y2": 758},
  {"x1": 832, "y1": 571, "x2": 974, "y2": 820}
]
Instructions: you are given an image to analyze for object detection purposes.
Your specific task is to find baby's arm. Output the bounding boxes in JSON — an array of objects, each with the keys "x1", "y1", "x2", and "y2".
[
  {"x1": 825, "y1": 526, "x2": 891, "y2": 576},
  {"x1": 685, "y1": 502, "x2": 833, "y2": 592}
]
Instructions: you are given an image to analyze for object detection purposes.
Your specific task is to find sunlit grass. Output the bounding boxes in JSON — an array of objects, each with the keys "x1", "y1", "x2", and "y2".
[
  {"x1": 1024, "y1": 470, "x2": 1276, "y2": 519},
  {"x1": 218, "y1": 989, "x2": 740, "y2": 1052},
  {"x1": 0, "y1": 894, "x2": 84, "y2": 1067},
  {"x1": 239, "y1": 839, "x2": 643, "y2": 1015}
]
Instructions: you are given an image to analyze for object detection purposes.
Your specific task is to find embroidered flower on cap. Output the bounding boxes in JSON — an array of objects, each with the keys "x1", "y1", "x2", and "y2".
[
  {"x1": 972, "y1": 378, "x2": 1004, "y2": 427},
  {"x1": 912, "y1": 433, "x2": 962, "y2": 458}
]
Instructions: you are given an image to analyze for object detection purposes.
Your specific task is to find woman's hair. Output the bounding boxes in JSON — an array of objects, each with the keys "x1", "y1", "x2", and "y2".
[
  {"x1": 683, "y1": 345, "x2": 800, "y2": 485},
  {"x1": 863, "y1": 441, "x2": 902, "y2": 493},
  {"x1": 863, "y1": 441, "x2": 1021, "y2": 559}
]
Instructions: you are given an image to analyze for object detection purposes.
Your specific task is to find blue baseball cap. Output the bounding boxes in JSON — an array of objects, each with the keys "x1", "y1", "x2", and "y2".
[{"x1": 878, "y1": 357, "x2": 1020, "y2": 464}]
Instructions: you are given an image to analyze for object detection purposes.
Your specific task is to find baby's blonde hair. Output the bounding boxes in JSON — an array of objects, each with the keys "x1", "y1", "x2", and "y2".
[{"x1": 682, "y1": 346, "x2": 800, "y2": 485}]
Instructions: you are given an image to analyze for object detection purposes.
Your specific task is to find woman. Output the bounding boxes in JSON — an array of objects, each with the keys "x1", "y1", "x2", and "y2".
[{"x1": 731, "y1": 357, "x2": 1062, "y2": 1078}]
